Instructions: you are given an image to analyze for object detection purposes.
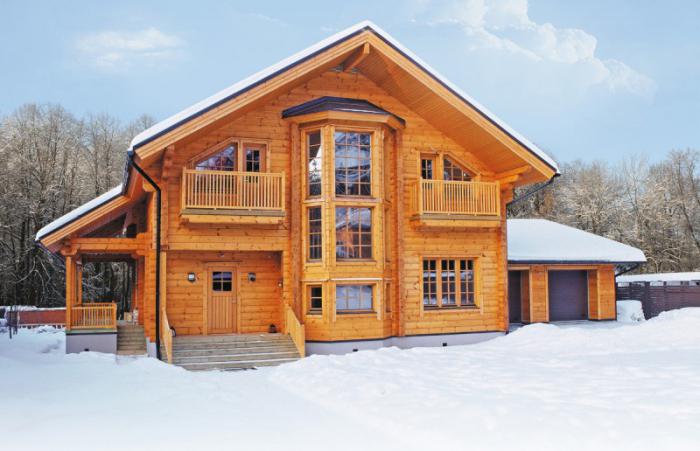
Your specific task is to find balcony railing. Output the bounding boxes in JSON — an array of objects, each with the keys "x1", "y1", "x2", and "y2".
[
  {"x1": 414, "y1": 179, "x2": 500, "y2": 217},
  {"x1": 181, "y1": 169, "x2": 285, "y2": 212},
  {"x1": 69, "y1": 302, "x2": 117, "y2": 331}
]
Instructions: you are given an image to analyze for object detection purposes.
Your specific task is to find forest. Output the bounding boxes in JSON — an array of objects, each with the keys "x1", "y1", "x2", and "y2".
[{"x1": 1, "y1": 102, "x2": 699, "y2": 307}]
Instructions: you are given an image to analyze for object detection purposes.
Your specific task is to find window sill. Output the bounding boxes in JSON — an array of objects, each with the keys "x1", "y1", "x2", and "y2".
[
  {"x1": 336, "y1": 310, "x2": 376, "y2": 316},
  {"x1": 423, "y1": 305, "x2": 479, "y2": 312},
  {"x1": 307, "y1": 310, "x2": 322, "y2": 316},
  {"x1": 335, "y1": 259, "x2": 377, "y2": 264}
]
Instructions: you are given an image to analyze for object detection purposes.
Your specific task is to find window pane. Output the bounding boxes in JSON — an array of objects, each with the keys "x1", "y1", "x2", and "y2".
[
  {"x1": 460, "y1": 260, "x2": 475, "y2": 306},
  {"x1": 423, "y1": 260, "x2": 437, "y2": 306},
  {"x1": 336, "y1": 207, "x2": 372, "y2": 259},
  {"x1": 212, "y1": 271, "x2": 233, "y2": 292},
  {"x1": 196, "y1": 144, "x2": 237, "y2": 171},
  {"x1": 441, "y1": 260, "x2": 456, "y2": 305},
  {"x1": 443, "y1": 157, "x2": 471, "y2": 181},
  {"x1": 335, "y1": 131, "x2": 371, "y2": 196},
  {"x1": 309, "y1": 285, "x2": 323, "y2": 312},
  {"x1": 245, "y1": 149, "x2": 261, "y2": 172},
  {"x1": 421, "y1": 159, "x2": 433, "y2": 179},
  {"x1": 336, "y1": 285, "x2": 373, "y2": 312},
  {"x1": 308, "y1": 207, "x2": 322, "y2": 261},
  {"x1": 307, "y1": 131, "x2": 322, "y2": 197}
]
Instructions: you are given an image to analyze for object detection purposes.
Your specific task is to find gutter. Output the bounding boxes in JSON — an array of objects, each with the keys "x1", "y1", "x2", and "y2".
[
  {"x1": 129, "y1": 155, "x2": 162, "y2": 360},
  {"x1": 507, "y1": 173, "x2": 559, "y2": 206}
]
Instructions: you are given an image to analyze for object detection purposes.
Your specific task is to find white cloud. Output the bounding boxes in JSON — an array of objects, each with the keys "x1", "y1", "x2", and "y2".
[
  {"x1": 75, "y1": 28, "x2": 183, "y2": 70},
  {"x1": 425, "y1": 0, "x2": 656, "y2": 99}
]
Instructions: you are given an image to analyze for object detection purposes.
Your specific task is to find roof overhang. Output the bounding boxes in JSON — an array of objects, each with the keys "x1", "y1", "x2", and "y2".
[{"x1": 128, "y1": 21, "x2": 558, "y2": 185}]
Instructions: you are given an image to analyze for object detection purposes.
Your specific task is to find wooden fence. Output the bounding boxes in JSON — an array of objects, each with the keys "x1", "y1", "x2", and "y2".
[
  {"x1": 414, "y1": 180, "x2": 500, "y2": 216},
  {"x1": 181, "y1": 169, "x2": 285, "y2": 211},
  {"x1": 616, "y1": 281, "x2": 700, "y2": 319},
  {"x1": 69, "y1": 303, "x2": 117, "y2": 330}
]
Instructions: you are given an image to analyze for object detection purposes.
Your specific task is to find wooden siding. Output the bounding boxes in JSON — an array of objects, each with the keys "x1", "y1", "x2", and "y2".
[{"x1": 165, "y1": 251, "x2": 282, "y2": 336}]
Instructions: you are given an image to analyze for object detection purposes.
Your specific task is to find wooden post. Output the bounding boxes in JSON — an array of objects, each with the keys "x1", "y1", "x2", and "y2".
[
  {"x1": 289, "y1": 122, "x2": 302, "y2": 318},
  {"x1": 65, "y1": 255, "x2": 75, "y2": 331},
  {"x1": 394, "y1": 129, "x2": 406, "y2": 337},
  {"x1": 76, "y1": 259, "x2": 83, "y2": 306}
]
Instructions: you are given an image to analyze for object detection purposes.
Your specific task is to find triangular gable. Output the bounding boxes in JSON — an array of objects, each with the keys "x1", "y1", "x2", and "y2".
[{"x1": 130, "y1": 21, "x2": 558, "y2": 179}]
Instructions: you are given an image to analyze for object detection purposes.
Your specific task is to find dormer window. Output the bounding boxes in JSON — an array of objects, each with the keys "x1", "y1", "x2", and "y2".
[
  {"x1": 443, "y1": 157, "x2": 471, "y2": 181},
  {"x1": 420, "y1": 154, "x2": 472, "y2": 181},
  {"x1": 192, "y1": 139, "x2": 268, "y2": 172}
]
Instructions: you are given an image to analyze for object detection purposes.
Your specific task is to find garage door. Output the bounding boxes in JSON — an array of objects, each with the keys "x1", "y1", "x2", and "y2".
[{"x1": 548, "y1": 270, "x2": 588, "y2": 321}]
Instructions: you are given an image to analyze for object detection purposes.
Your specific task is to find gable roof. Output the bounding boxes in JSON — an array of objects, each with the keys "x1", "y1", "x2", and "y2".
[
  {"x1": 35, "y1": 185, "x2": 124, "y2": 242},
  {"x1": 129, "y1": 20, "x2": 558, "y2": 174},
  {"x1": 508, "y1": 219, "x2": 646, "y2": 264}
]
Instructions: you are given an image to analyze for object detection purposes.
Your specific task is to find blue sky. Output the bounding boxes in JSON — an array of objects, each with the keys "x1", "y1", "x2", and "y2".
[{"x1": 1, "y1": 0, "x2": 698, "y2": 163}]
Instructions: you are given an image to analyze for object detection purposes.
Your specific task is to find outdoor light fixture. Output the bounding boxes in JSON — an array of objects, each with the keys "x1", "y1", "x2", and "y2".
[
  {"x1": 248, "y1": 272, "x2": 256, "y2": 282},
  {"x1": 187, "y1": 272, "x2": 196, "y2": 282}
]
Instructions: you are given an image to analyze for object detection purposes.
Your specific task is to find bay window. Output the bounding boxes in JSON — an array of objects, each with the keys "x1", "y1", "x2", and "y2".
[
  {"x1": 335, "y1": 207, "x2": 372, "y2": 259},
  {"x1": 336, "y1": 285, "x2": 373, "y2": 312}
]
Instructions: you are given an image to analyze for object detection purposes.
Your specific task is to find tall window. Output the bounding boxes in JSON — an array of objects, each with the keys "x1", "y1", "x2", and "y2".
[
  {"x1": 308, "y1": 207, "x2": 322, "y2": 261},
  {"x1": 335, "y1": 131, "x2": 372, "y2": 196},
  {"x1": 336, "y1": 285, "x2": 373, "y2": 312},
  {"x1": 423, "y1": 258, "x2": 476, "y2": 308},
  {"x1": 421, "y1": 158, "x2": 434, "y2": 179},
  {"x1": 443, "y1": 157, "x2": 471, "y2": 181},
  {"x1": 196, "y1": 143, "x2": 237, "y2": 171},
  {"x1": 308, "y1": 285, "x2": 323, "y2": 314},
  {"x1": 335, "y1": 207, "x2": 372, "y2": 259},
  {"x1": 307, "y1": 131, "x2": 322, "y2": 197}
]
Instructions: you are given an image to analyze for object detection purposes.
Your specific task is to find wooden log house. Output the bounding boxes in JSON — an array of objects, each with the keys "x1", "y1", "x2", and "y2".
[{"x1": 37, "y1": 21, "x2": 635, "y2": 362}]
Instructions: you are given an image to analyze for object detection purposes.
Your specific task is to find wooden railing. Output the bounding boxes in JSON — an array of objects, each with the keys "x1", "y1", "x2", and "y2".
[
  {"x1": 160, "y1": 307, "x2": 173, "y2": 364},
  {"x1": 69, "y1": 303, "x2": 117, "y2": 330},
  {"x1": 414, "y1": 180, "x2": 500, "y2": 216},
  {"x1": 284, "y1": 305, "x2": 305, "y2": 358},
  {"x1": 181, "y1": 169, "x2": 285, "y2": 211}
]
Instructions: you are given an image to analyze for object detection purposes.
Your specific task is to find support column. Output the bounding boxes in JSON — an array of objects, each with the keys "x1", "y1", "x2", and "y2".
[
  {"x1": 76, "y1": 259, "x2": 83, "y2": 305},
  {"x1": 65, "y1": 255, "x2": 75, "y2": 330}
]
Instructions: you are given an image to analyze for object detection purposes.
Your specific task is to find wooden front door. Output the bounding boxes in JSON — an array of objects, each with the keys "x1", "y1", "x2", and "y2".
[{"x1": 207, "y1": 267, "x2": 237, "y2": 334}]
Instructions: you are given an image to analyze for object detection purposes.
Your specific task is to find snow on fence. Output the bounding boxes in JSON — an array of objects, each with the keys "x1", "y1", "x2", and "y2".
[{"x1": 616, "y1": 278, "x2": 700, "y2": 319}]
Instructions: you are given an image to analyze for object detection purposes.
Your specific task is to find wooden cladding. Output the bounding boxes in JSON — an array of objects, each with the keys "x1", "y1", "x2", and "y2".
[
  {"x1": 181, "y1": 168, "x2": 285, "y2": 212},
  {"x1": 69, "y1": 303, "x2": 117, "y2": 330},
  {"x1": 414, "y1": 179, "x2": 500, "y2": 217}
]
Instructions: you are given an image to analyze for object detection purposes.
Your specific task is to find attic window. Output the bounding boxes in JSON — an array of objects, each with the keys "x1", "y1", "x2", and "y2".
[
  {"x1": 196, "y1": 143, "x2": 237, "y2": 171},
  {"x1": 443, "y1": 157, "x2": 471, "y2": 181}
]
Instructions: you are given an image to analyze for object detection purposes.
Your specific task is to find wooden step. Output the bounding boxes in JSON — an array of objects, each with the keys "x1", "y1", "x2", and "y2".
[
  {"x1": 171, "y1": 345, "x2": 297, "y2": 357},
  {"x1": 173, "y1": 351, "x2": 300, "y2": 364},
  {"x1": 178, "y1": 357, "x2": 300, "y2": 371}
]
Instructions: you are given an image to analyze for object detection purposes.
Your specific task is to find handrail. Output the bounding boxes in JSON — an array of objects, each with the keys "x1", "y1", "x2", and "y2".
[
  {"x1": 69, "y1": 303, "x2": 117, "y2": 330},
  {"x1": 160, "y1": 307, "x2": 173, "y2": 364},
  {"x1": 181, "y1": 168, "x2": 285, "y2": 211},
  {"x1": 416, "y1": 179, "x2": 500, "y2": 216},
  {"x1": 284, "y1": 304, "x2": 305, "y2": 358}
]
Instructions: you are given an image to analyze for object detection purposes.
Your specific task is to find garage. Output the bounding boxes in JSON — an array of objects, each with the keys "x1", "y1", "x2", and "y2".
[{"x1": 548, "y1": 270, "x2": 588, "y2": 321}]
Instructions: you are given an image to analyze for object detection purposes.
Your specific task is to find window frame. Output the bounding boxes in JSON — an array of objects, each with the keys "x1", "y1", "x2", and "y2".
[
  {"x1": 307, "y1": 206, "x2": 323, "y2": 262},
  {"x1": 335, "y1": 283, "x2": 375, "y2": 314},
  {"x1": 305, "y1": 129, "x2": 323, "y2": 198},
  {"x1": 334, "y1": 206, "x2": 373, "y2": 261},
  {"x1": 188, "y1": 137, "x2": 270, "y2": 173},
  {"x1": 421, "y1": 257, "x2": 478, "y2": 310},
  {"x1": 332, "y1": 129, "x2": 374, "y2": 197},
  {"x1": 307, "y1": 285, "x2": 323, "y2": 315},
  {"x1": 418, "y1": 152, "x2": 475, "y2": 182}
]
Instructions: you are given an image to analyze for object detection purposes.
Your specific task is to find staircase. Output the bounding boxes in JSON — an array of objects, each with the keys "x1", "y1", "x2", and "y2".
[
  {"x1": 168, "y1": 334, "x2": 301, "y2": 371},
  {"x1": 117, "y1": 323, "x2": 147, "y2": 355}
]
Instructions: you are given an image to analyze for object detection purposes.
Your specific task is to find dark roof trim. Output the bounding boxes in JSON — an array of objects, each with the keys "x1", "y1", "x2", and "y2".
[{"x1": 281, "y1": 96, "x2": 406, "y2": 125}]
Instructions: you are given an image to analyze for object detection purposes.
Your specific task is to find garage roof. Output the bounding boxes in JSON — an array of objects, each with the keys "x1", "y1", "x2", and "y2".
[{"x1": 508, "y1": 219, "x2": 646, "y2": 264}]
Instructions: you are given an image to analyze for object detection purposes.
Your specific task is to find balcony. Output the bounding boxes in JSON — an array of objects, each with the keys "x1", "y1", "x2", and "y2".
[
  {"x1": 411, "y1": 179, "x2": 501, "y2": 228},
  {"x1": 180, "y1": 169, "x2": 285, "y2": 224}
]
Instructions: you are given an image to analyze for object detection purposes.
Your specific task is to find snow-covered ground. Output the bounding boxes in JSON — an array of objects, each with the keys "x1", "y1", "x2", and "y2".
[{"x1": 2, "y1": 311, "x2": 700, "y2": 451}]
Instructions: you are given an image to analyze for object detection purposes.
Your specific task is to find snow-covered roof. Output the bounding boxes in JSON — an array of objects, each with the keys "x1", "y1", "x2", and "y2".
[
  {"x1": 616, "y1": 272, "x2": 700, "y2": 283},
  {"x1": 129, "y1": 20, "x2": 558, "y2": 174},
  {"x1": 35, "y1": 185, "x2": 123, "y2": 242},
  {"x1": 507, "y1": 219, "x2": 646, "y2": 264}
]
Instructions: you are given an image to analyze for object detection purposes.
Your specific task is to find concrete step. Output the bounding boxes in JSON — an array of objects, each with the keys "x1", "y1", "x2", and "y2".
[
  {"x1": 173, "y1": 351, "x2": 300, "y2": 364},
  {"x1": 178, "y1": 357, "x2": 300, "y2": 371},
  {"x1": 171, "y1": 345, "x2": 297, "y2": 357}
]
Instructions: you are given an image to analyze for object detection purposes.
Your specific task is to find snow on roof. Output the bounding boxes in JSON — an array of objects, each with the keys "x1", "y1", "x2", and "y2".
[
  {"x1": 616, "y1": 272, "x2": 700, "y2": 283},
  {"x1": 129, "y1": 20, "x2": 558, "y2": 173},
  {"x1": 35, "y1": 185, "x2": 123, "y2": 242},
  {"x1": 507, "y1": 219, "x2": 646, "y2": 264}
]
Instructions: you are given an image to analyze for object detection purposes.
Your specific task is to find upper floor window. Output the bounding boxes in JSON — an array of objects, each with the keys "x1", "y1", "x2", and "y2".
[
  {"x1": 307, "y1": 131, "x2": 323, "y2": 197},
  {"x1": 335, "y1": 207, "x2": 372, "y2": 260},
  {"x1": 443, "y1": 157, "x2": 470, "y2": 181},
  {"x1": 335, "y1": 131, "x2": 371, "y2": 196},
  {"x1": 196, "y1": 143, "x2": 237, "y2": 171},
  {"x1": 193, "y1": 140, "x2": 267, "y2": 172},
  {"x1": 308, "y1": 207, "x2": 322, "y2": 261}
]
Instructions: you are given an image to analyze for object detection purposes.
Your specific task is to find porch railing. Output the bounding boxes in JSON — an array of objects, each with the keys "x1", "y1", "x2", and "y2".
[
  {"x1": 284, "y1": 305, "x2": 305, "y2": 358},
  {"x1": 414, "y1": 179, "x2": 500, "y2": 216},
  {"x1": 181, "y1": 169, "x2": 285, "y2": 211},
  {"x1": 69, "y1": 303, "x2": 117, "y2": 330}
]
